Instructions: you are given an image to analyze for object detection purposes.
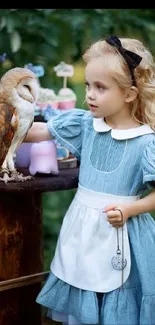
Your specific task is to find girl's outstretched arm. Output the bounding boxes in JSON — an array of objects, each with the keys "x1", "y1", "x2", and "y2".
[
  {"x1": 104, "y1": 189, "x2": 155, "y2": 228},
  {"x1": 25, "y1": 122, "x2": 53, "y2": 142}
]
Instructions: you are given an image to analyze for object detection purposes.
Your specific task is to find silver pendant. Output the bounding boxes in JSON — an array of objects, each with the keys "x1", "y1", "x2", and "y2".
[{"x1": 111, "y1": 249, "x2": 127, "y2": 270}]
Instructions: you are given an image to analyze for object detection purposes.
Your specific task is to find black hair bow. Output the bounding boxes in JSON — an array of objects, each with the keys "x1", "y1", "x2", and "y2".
[{"x1": 105, "y1": 36, "x2": 142, "y2": 86}]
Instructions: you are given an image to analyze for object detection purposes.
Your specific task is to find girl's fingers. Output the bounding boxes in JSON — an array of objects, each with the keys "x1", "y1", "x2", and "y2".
[
  {"x1": 103, "y1": 206, "x2": 125, "y2": 227},
  {"x1": 107, "y1": 215, "x2": 122, "y2": 221},
  {"x1": 103, "y1": 205, "x2": 117, "y2": 212},
  {"x1": 107, "y1": 211, "x2": 122, "y2": 221},
  {"x1": 107, "y1": 211, "x2": 120, "y2": 218},
  {"x1": 107, "y1": 216, "x2": 124, "y2": 227},
  {"x1": 110, "y1": 222, "x2": 124, "y2": 228},
  {"x1": 112, "y1": 224, "x2": 122, "y2": 228}
]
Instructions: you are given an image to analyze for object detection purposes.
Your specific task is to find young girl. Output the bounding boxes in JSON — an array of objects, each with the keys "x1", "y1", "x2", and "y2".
[{"x1": 25, "y1": 35, "x2": 155, "y2": 325}]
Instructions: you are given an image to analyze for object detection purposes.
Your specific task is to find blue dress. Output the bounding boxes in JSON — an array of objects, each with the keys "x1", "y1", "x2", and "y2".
[{"x1": 36, "y1": 108, "x2": 155, "y2": 325}]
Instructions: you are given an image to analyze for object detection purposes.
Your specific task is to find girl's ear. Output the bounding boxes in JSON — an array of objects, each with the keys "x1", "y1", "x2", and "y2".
[{"x1": 125, "y1": 86, "x2": 139, "y2": 103}]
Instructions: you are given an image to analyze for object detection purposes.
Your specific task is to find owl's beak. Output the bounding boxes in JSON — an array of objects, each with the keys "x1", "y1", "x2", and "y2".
[{"x1": 29, "y1": 94, "x2": 35, "y2": 103}]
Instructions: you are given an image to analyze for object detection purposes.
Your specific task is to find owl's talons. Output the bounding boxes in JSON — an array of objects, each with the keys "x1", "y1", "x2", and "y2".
[
  {"x1": 0, "y1": 173, "x2": 11, "y2": 184},
  {"x1": 0, "y1": 168, "x2": 12, "y2": 184},
  {"x1": 0, "y1": 169, "x2": 33, "y2": 183},
  {"x1": 0, "y1": 167, "x2": 9, "y2": 175},
  {"x1": 10, "y1": 170, "x2": 33, "y2": 182}
]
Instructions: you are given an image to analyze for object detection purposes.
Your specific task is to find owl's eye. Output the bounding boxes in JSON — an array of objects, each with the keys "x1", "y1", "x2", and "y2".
[{"x1": 24, "y1": 85, "x2": 31, "y2": 91}]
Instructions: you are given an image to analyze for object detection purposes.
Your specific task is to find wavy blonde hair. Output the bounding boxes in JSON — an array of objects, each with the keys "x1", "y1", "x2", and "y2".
[{"x1": 83, "y1": 38, "x2": 155, "y2": 129}]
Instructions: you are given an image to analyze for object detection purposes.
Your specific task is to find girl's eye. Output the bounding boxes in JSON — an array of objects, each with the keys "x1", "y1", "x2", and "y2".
[{"x1": 97, "y1": 84, "x2": 105, "y2": 91}]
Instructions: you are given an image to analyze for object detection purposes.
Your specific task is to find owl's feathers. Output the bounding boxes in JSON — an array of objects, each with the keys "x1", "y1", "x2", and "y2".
[
  {"x1": 0, "y1": 103, "x2": 16, "y2": 167},
  {"x1": 0, "y1": 67, "x2": 39, "y2": 183}
]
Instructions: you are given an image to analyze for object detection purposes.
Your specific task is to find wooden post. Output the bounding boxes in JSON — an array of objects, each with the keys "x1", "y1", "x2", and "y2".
[
  {"x1": 0, "y1": 168, "x2": 79, "y2": 325},
  {"x1": 0, "y1": 191, "x2": 43, "y2": 325}
]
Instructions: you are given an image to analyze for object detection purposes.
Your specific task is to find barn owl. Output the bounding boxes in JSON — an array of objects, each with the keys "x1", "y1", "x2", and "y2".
[{"x1": 0, "y1": 67, "x2": 39, "y2": 184}]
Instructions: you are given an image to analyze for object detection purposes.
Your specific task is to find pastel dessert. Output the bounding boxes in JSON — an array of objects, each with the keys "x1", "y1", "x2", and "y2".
[
  {"x1": 16, "y1": 140, "x2": 71, "y2": 173},
  {"x1": 15, "y1": 143, "x2": 33, "y2": 168},
  {"x1": 29, "y1": 140, "x2": 59, "y2": 176},
  {"x1": 58, "y1": 87, "x2": 76, "y2": 110},
  {"x1": 37, "y1": 87, "x2": 59, "y2": 110}
]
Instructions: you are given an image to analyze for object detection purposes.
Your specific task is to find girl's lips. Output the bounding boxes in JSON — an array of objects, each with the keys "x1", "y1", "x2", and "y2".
[{"x1": 89, "y1": 104, "x2": 98, "y2": 111}]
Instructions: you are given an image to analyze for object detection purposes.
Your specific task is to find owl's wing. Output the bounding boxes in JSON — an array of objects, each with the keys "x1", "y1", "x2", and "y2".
[{"x1": 0, "y1": 103, "x2": 18, "y2": 167}]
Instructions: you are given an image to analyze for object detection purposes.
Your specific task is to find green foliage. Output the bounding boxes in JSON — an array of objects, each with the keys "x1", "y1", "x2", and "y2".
[{"x1": 1, "y1": 9, "x2": 155, "y2": 89}]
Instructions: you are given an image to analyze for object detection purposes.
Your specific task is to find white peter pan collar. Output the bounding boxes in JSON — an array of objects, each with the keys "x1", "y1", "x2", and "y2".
[{"x1": 93, "y1": 117, "x2": 154, "y2": 140}]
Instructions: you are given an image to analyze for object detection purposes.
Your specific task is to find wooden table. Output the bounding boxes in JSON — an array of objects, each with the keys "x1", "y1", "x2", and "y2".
[{"x1": 0, "y1": 167, "x2": 79, "y2": 325}]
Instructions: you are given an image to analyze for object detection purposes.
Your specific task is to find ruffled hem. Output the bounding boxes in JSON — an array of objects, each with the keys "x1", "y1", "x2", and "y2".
[
  {"x1": 102, "y1": 290, "x2": 155, "y2": 325},
  {"x1": 140, "y1": 295, "x2": 155, "y2": 324},
  {"x1": 47, "y1": 310, "x2": 82, "y2": 324},
  {"x1": 101, "y1": 285, "x2": 142, "y2": 325},
  {"x1": 36, "y1": 272, "x2": 99, "y2": 324},
  {"x1": 36, "y1": 272, "x2": 155, "y2": 324}
]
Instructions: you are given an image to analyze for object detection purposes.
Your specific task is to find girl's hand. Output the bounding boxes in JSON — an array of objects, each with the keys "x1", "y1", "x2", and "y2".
[{"x1": 103, "y1": 204, "x2": 130, "y2": 228}]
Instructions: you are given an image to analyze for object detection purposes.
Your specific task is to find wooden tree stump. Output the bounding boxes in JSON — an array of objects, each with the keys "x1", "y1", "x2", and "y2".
[{"x1": 0, "y1": 167, "x2": 79, "y2": 325}]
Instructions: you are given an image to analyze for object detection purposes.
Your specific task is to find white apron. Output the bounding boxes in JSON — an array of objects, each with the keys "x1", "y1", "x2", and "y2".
[{"x1": 51, "y1": 184, "x2": 140, "y2": 292}]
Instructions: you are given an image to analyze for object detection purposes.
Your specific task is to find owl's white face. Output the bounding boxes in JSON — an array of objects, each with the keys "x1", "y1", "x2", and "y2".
[
  {"x1": 16, "y1": 78, "x2": 39, "y2": 103},
  {"x1": 0, "y1": 67, "x2": 40, "y2": 106}
]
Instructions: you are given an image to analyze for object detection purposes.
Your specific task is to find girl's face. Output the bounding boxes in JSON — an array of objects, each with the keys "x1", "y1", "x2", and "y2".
[{"x1": 85, "y1": 57, "x2": 129, "y2": 119}]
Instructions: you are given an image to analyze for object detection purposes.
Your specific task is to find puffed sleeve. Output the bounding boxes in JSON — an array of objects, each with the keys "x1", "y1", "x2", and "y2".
[
  {"x1": 142, "y1": 138, "x2": 155, "y2": 189},
  {"x1": 47, "y1": 108, "x2": 86, "y2": 160}
]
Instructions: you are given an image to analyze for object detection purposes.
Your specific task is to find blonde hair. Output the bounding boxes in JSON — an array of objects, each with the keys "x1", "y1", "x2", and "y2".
[{"x1": 83, "y1": 38, "x2": 155, "y2": 129}]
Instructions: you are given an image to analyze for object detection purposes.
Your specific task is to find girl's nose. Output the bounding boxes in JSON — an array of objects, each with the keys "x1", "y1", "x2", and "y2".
[{"x1": 87, "y1": 89, "x2": 96, "y2": 100}]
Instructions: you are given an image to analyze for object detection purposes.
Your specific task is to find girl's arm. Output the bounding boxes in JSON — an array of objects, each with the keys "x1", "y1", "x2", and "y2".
[
  {"x1": 124, "y1": 189, "x2": 155, "y2": 217},
  {"x1": 104, "y1": 189, "x2": 155, "y2": 228},
  {"x1": 25, "y1": 122, "x2": 53, "y2": 142}
]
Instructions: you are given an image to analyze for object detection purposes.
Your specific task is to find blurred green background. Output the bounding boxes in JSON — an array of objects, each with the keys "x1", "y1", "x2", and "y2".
[{"x1": 0, "y1": 9, "x2": 155, "y2": 272}]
